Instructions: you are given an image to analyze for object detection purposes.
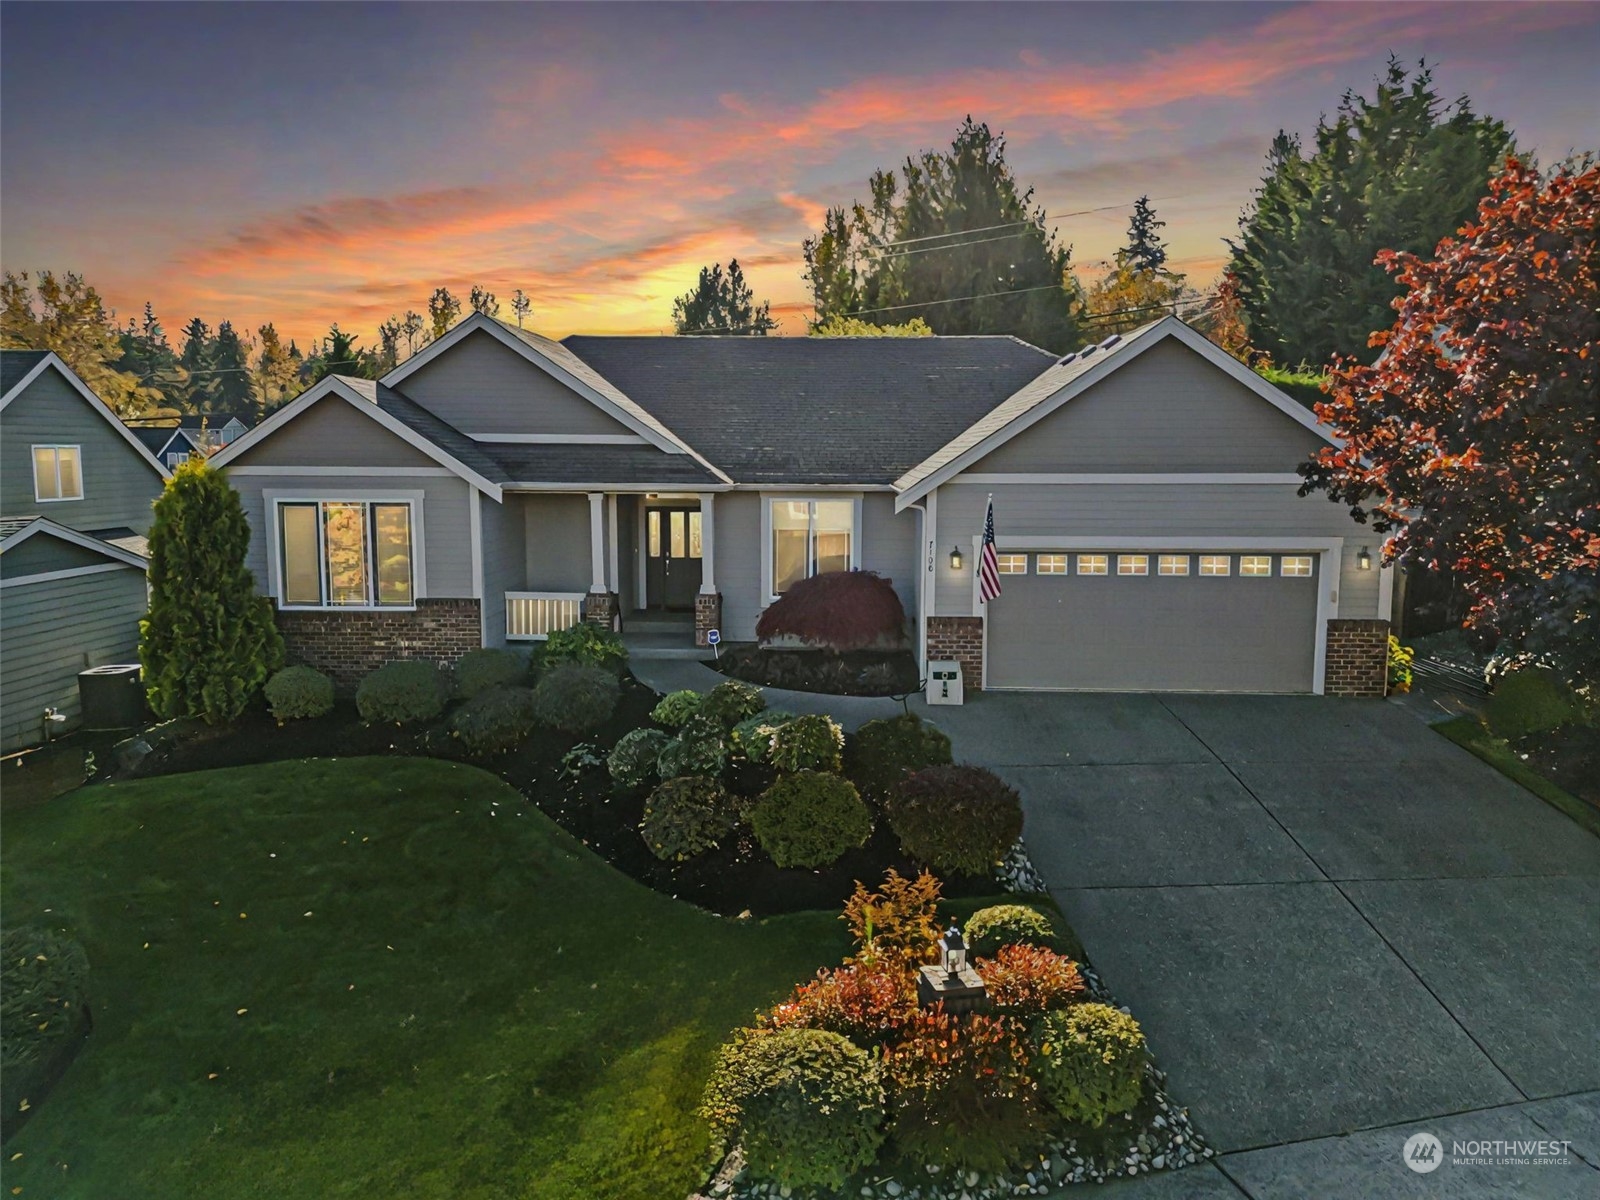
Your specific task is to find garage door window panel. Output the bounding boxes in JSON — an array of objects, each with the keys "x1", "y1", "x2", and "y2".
[
  {"x1": 1077, "y1": 554, "x2": 1108, "y2": 576},
  {"x1": 1036, "y1": 554, "x2": 1068, "y2": 575},
  {"x1": 1199, "y1": 555, "x2": 1231, "y2": 576},
  {"x1": 1281, "y1": 555, "x2": 1313, "y2": 577},
  {"x1": 996, "y1": 553, "x2": 1028, "y2": 575},
  {"x1": 1117, "y1": 554, "x2": 1149, "y2": 576},
  {"x1": 1158, "y1": 554, "x2": 1190, "y2": 576},
  {"x1": 1240, "y1": 555, "x2": 1273, "y2": 577}
]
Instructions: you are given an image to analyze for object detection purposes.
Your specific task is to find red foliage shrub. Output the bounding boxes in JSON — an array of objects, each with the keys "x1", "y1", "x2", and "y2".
[
  {"x1": 977, "y1": 944, "x2": 1086, "y2": 1016},
  {"x1": 764, "y1": 963, "x2": 916, "y2": 1046},
  {"x1": 755, "y1": 570, "x2": 907, "y2": 652}
]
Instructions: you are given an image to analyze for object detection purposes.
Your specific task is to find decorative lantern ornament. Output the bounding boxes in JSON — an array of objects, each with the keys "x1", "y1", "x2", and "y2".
[
  {"x1": 918, "y1": 923, "x2": 987, "y2": 1014},
  {"x1": 949, "y1": 545, "x2": 964, "y2": 571},
  {"x1": 1357, "y1": 547, "x2": 1372, "y2": 570},
  {"x1": 938, "y1": 924, "x2": 968, "y2": 977}
]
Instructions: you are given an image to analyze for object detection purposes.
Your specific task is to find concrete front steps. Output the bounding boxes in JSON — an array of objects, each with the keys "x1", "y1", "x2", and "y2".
[{"x1": 620, "y1": 614, "x2": 710, "y2": 660}]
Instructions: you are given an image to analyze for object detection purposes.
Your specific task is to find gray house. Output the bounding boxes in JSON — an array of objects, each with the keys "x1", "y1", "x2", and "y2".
[
  {"x1": 129, "y1": 413, "x2": 253, "y2": 469},
  {"x1": 211, "y1": 313, "x2": 1393, "y2": 696},
  {"x1": 0, "y1": 350, "x2": 169, "y2": 750}
]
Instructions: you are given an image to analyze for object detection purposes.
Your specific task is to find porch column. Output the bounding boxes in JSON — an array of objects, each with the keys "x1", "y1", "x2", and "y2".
[
  {"x1": 607, "y1": 493, "x2": 621, "y2": 593},
  {"x1": 587, "y1": 492, "x2": 607, "y2": 593},
  {"x1": 698, "y1": 492, "x2": 716, "y2": 593}
]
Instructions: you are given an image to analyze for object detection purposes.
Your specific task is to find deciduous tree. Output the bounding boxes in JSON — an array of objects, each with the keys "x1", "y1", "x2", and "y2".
[
  {"x1": 427, "y1": 287, "x2": 461, "y2": 340},
  {"x1": 809, "y1": 315, "x2": 933, "y2": 337},
  {"x1": 1, "y1": 270, "x2": 161, "y2": 415}
]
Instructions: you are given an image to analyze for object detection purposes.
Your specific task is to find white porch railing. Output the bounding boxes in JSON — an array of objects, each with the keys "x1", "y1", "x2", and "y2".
[{"x1": 506, "y1": 592, "x2": 586, "y2": 641}]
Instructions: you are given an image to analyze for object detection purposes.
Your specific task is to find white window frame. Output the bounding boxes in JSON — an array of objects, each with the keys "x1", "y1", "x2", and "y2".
[
  {"x1": 995, "y1": 553, "x2": 1029, "y2": 575},
  {"x1": 1240, "y1": 555, "x2": 1273, "y2": 578},
  {"x1": 265, "y1": 489, "x2": 427, "y2": 611},
  {"x1": 1117, "y1": 553, "x2": 1150, "y2": 576},
  {"x1": 760, "y1": 494, "x2": 862, "y2": 604},
  {"x1": 1035, "y1": 553, "x2": 1069, "y2": 575},
  {"x1": 1281, "y1": 555, "x2": 1314, "y2": 577},
  {"x1": 1158, "y1": 554, "x2": 1190, "y2": 577},
  {"x1": 1198, "y1": 554, "x2": 1232, "y2": 577},
  {"x1": 31, "y1": 444, "x2": 83, "y2": 502},
  {"x1": 1076, "y1": 553, "x2": 1108, "y2": 576}
]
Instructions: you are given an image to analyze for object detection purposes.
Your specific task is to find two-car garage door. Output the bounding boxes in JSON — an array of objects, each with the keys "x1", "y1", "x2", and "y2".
[{"x1": 985, "y1": 550, "x2": 1321, "y2": 692}]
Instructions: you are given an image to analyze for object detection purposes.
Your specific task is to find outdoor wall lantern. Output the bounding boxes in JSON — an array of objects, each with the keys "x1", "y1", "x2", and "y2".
[
  {"x1": 916, "y1": 923, "x2": 987, "y2": 1014},
  {"x1": 949, "y1": 545, "x2": 964, "y2": 571},
  {"x1": 1357, "y1": 547, "x2": 1373, "y2": 571}
]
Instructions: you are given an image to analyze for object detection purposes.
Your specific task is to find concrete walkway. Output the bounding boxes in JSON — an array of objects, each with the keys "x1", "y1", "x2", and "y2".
[
  {"x1": 922, "y1": 691, "x2": 1600, "y2": 1198},
  {"x1": 627, "y1": 656, "x2": 905, "y2": 732}
]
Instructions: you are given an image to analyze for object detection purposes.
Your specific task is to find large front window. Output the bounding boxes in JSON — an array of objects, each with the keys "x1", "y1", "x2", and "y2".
[
  {"x1": 770, "y1": 499, "x2": 854, "y2": 595},
  {"x1": 278, "y1": 501, "x2": 414, "y2": 608}
]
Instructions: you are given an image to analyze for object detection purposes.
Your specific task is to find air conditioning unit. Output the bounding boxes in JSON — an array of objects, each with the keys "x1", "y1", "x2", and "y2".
[{"x1": 925, "y1": 660, "x2": 964, "y2": 706}]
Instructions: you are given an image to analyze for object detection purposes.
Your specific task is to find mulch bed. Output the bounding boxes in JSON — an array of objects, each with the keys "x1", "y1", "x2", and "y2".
[
  {"x1": 711, "y1": 643, "x2": 921, "y2": 697},
  {"x1": 112, "y1": 675, "x2": 987, "y2": 916}
]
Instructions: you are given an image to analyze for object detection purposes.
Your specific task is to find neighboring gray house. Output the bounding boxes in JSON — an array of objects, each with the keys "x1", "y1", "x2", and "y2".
[
  {"x1": 210, "y1": 313, "x2": 1394, "y2": 697},
  {"x1": 1, "y1": 350, "x2": 170, "y2": 750},
  {"x1": 129, "y1": 412, "x2": 253, "y2": 469}
]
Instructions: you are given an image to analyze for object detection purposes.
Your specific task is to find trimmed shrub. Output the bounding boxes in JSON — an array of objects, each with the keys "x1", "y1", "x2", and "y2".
[
  {"x1": 608, "y1": 727, "x2": 670, "y2": 790},
  {"x1": 750, "y1": 771, "x2": 872, "y2": 868},
  {"x1": 356, "y1": 660, "x2": 447, "y2": 724},
  {"x1": 1032, "y1": 1003, "x2": 1147, "y2": 1127},
  {"x1": 769, "y1": 713, "x2": 844, "y2": 774},
  {"x1": 889, "y1": 764, "x2": 1023, "y2": 876},
  {"x1": 657, "y1": 713, "x2": 728, "y2": 780},
  {"x1": 449, "y1": 685, "x2": 537, "y2": 756},
  {"x1": 964, "y1": 904, "x2": 1056, "y2": 959},
  {"x1": 530, "y1": 663, "x2": 619, "y2": 735},
  {"x1": 845, "y1": 714, "x2": 952, "y2": 802},
  {"x1": 754, "y1": 569, "x2": 907, "y2": 652},
  {"x1": 1486, "y1": 667, "x2": 1581, "y2": 739},
  {"x1": 453, "y1": 648, "x2": 524, "y2": 699},
  {"x1": 764, "y1": 963, "x2": 915, "y2": 1048},
  {"x1": 651, "y1": 689, "x2": 704, "y2": 729},
  {"x1": 1, "y1": 927, "x2": 90, "y2": 1118},
  {"x1": 639, "y1": 775, "x2": 736, "y2": 861},
  {"x1": 701, "y1": 1027, "x2": 886, "y2": 1190},
  {"x1": 542, "y1": 622, "x2": 628, "y2": 672},
  {"x1": 841, "y1": 869, "x2": 943, "y2": 971},
  {"x1": 263, "y1": 665, "x2": 334, "y2": 722},
  {"x1": 731, "y1": 710, "x2": 795, "y2": 764},
  {"x1": 700, "y1": 679, "x2": 767, "y2": 730},
  {"x1": 977, "y1": 944, "x2": 1086, "y2": 1015}
]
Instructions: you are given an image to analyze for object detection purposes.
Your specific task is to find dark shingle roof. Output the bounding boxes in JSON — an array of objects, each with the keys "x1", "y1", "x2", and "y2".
[
  {"x1": 1, "y1": 349, "x2": 51, "y2": 394},
  {"x1": 491, "y1": 445, "x2": 720, "y2": 486},
  {"x1": 560, "y1": 335, "x2": 1055, "y2": 484},
  {"x1": 128, "y1": 426, "x2": 180, "y2": 453}
]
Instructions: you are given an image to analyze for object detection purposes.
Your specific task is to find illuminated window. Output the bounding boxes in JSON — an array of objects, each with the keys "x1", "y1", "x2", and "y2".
[
  {"x1": 1077, "y1": 554, "x2": 1108, "y2": 576},
  {"x1": 1199, "y1": 555, "x2": 1231, "y2": 576},
  {"x1": 278, "y1": 501, "x2": 414, "y2": 608},
  {"x1": 1281, "y1": 555, "x2": 1313, "y2": 577},
  {"x1": 1158, "y1": 554, "x2": 1190, "y2": 576},
  {"x1": 1036, "y1": 553, "x2": 1068, "y2": 575},
  {"x1": 769, "y1": 499, "x2": 854, "y2": 595},
  {"x1": 995, "y1": 553, "x2": 1028, "y2": 575},
  {"x1": 1117, "y1": 554, "x2": 1149, "y2": 576},
  {"x1": 31, "y1": 445, "x2": 82, "y2": 501},
  {"x1": 1240, "y1": 555, "x2": 1272, "y2": 577}
]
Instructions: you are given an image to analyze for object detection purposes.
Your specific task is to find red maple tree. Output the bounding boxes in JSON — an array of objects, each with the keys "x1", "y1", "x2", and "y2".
[{"x1": 1301, "y1": 156, "x2": 1599, "y2": 680}]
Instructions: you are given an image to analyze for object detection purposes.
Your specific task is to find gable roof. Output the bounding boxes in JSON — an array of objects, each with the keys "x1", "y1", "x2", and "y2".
[
  {"x1": 892, "y1": 316, "x2": 1338, "y2": 507},
  {"x1": 0, "y1": 351, "x2": 171, "y2": 480},
  {"x1": 561, "y1": 334, "x2": 1055, "y2": 485},
  {"x1": 0, "y1": 515, "x2": 150, "y2": 569}
]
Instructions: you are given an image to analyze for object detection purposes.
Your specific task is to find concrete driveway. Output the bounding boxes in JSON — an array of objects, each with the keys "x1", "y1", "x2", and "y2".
[{"x1": 918, "y1": 693, "x2": 1600, "y2": 1198}]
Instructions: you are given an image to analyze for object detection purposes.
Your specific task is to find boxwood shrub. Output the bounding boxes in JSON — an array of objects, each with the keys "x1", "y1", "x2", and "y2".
[
  {"x1": 530, "y1": 663, "x2": 619, "y2": 735},
  {"x1": 963, "y1": 904, "x2": 1056, "y2": 959},
  {"x1": 448, "y1": 685, "x2": 537, "y2": 756},
  {"x1": 700, "y1": 1027, "x2": 887, "y2": 1190},
  {"x1": 700, "y1": 679, "x2": 767, "y2": 730},
  {"x1": 650, "y1": 689, "x2": 704, "y2": 729},
  {"x1": 263, "y1": 665, "x2": 335, "y2": 722},
  {"x1": 1031, "y1": 1002, "x2": 1147, "y2": 1127},
  {"x1": 1486, "y1": 667, "x2": 1583, "y2": 739},
  {"x1": 452, "y1": 648, "x2": 524, "y2": 699},
  {"x1": 845, "y1": 713, "x2": 952, "y2": 803},
  {"x1": 355, "y1": 660, "x2": 447, "y2": 724},
  {"x1": 639, "y1": 775, "x2": 737, "y2": 861},
  {"x1": 888, "y1": 764, "x2": 1022, "y2": 876},
  {"x1": 750, "y1": 771, "x2": 872, "y2": 868},
  {"x1": 1, "y1": 926, "x2": 90, "y2": 1119},
  {"x1": 607, "y1": 727, "x2": 670, "y2": 790},
  {"x1": 769, "y1": 713, "x2": 844, "y2": 774},
  {"x1": 731, "y1": 710, "x2": 795, "y2": 764},
  {"x1": 656, "y1": 712, "x2": 728, "y2": 780}
]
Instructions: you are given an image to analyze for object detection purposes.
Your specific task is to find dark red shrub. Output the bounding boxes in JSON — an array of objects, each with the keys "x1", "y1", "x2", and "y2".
[
  {"x1": 888, "y1": 764, "x2": 1023, "y2": 876},
  {"x1": 977, "y1": 944, "x2": 1086, "y2": 1015},
  {"x1": 755, "y1": 570, "x2": 907, "y2": 652},
  {"x1": 764, "y1": 963, "x2": 916, "y2": 1046}
]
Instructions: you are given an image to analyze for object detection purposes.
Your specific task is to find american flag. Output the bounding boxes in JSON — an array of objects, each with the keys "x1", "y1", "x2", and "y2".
[{"x1": 978, "y1": 496, "x2": 1002, "y2": 603}]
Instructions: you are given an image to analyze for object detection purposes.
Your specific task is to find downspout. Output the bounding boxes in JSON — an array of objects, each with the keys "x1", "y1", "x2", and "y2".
[{"x1": 905, "y1": 501, "x2": 929, "y2": 678}]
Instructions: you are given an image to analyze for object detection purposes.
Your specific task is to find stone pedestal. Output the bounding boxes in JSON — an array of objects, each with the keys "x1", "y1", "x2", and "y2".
[
  {"x1": 583, "y1": 591, "x2": 619, "y2": 632},
  {"x1": 917, "y1": 964, "x2": 989, "y2": 1015}
]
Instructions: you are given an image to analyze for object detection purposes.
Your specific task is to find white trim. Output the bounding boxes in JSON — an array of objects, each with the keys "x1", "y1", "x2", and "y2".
[
  {"x1": 263, "y1": 489, "x2": 428, "y2": 610},
  {"x1": 0, "y1": 561, "x2": 140, "y2": 589},
  {"x1": 698, "y1": 492, "x2": 717, "y2": 594},
  {"x1": 895, "y1": 316, "x2": 1338, "y2": 509},
  {"x1": 588, "y1": 492, "x2": 607, "y2": 593},
  {"x1": 954, "y1": 472, "x2": 1305, "y2": 486},
  {"x1": 636, "y1": 501, "x2": 648, "y2": 607},
  {"x1": 225, "y1": 465, "x2": 457, "y2": 478},
  {"x1": 608, "y1": 493, "x2": 621, "y2": 593},
  {"x1": 469, "y1": 488, "x2": 486, "y2": 647},
  {"x1": 502, "y1": 481, "x2": 728, "y2": 493},
  {"x1": 29, "y1": 443, "x2": 84, "y2": 502},
  {"x1": 209, "y1": 376, "x2": 503, "y2": 500},
  {"x1": 1, "y1": 353, "x2": 171, "y2": 480},
  {"x1": 467, "y1": 432, "x2": 649, "y2": 445},
  {"x1": 0, "y1": 517, "x2": 150, "y2": 568},
  {"x1": 1378, "y1": 558, "x2": 1397, "y2": 623},
  {"x1": 759, "y1": 492, "x2": 864, "y2": 606}
]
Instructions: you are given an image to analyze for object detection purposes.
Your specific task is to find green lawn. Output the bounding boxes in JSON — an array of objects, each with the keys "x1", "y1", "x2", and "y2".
[
  {"x1": 0, "y1": 758, "x2": 854, "y2": 1199},
  {"x1": 1434, "y1": 715, "x2": 1600, "y2": 837}
]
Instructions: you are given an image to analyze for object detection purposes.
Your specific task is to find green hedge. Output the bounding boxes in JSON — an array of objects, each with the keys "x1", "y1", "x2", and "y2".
[{"x1": 750, "y1": 771, "x2": 872, "y2": 868}]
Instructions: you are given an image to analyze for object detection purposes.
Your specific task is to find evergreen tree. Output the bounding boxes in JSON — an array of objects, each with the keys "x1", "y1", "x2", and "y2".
[
  {"x1": 140, "y1": 459, "x2": 283, "y2": 723},
  {"x1": 427, "y1": 287, "x2": 461, "y2": 340},
  {"x1": 210, "y1": 320, "x2": 256, "y2": 413},
  {"x1": 1228, "y1": 58, "x2": 1516, "y2": 367},
  {"x1": 115, "y1": 301, "x2": 186, "y2": 412},
  {"x1": 1083, "y1": 196, "x2": 1190, "y2": 334},
  {"x1": 309, "y1": 324, "x2": 368, "y2": 382},
  {"x1": 671, "y1": 259, "x2": 777, "y2": 334},
  {"x1": 178, "y1": 316, "x2": 220, "y2": 412},
  {"x1": 1, "y1": 270, "x2": 162, "y2": 416},
  {"x1": 801, "y1": 118, "x2": 1084, "y2": 352},
  {"x1": 1123, "y1": 195, "x2": 1168, "y2": 274}
]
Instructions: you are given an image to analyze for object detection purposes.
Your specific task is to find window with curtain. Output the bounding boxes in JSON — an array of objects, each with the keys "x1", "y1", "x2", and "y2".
[
  {"x1": 32, "y1": 445, "x2": 83, "y2": 501},
  {"x1": 769, "y1": 499, "x2": 854, "y2": 595},
  {"x1": 278, "y1": 501, "x2": 414, "y2": 608}
]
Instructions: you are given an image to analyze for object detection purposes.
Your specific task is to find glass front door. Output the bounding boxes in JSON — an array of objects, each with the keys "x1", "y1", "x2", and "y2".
[{"x1": 645, "y1": 505, "x2": 701, "y2": 610}]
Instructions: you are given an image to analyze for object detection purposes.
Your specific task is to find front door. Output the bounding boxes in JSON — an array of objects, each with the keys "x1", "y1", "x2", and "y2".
[{"x1": 645, "y1": 506, "x2": 702, "y2": 610}]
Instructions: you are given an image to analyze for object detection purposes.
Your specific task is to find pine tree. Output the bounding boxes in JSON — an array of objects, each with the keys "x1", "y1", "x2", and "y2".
[
  {"x1": 210, "y1": 320, "x2": 256, "y2": 413},
  {"x1": 140, "y1": 459, "x2": 283, "y2": 723},
  {"x1": 671, "y1": 260, "x2": 777, "y2": 334},
  {"x1": 1123, "y1": 196, "x2": 1168, "y2": 274},
  {"x1": 1084, "y1": 196, "x2": 1189, "y2": 334},
  {"x1": 178, "y1": 316, "x2": 220, "y2": 412}
]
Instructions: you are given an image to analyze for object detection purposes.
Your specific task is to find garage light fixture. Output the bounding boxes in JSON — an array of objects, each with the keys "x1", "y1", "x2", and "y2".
[
  {"x1": 949, "y1": 545, "x2": 964, "y2": 571},
  {"x1": 1357, "y1": 547, "x2": 1372, "y2": 570}
]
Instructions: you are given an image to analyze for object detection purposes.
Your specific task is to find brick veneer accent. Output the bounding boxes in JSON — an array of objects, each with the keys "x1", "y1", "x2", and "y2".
[
  {"x1": 694, "y1": 592, "x2": 722, "y2": 647},
  {"x1": 926, "y1": 616, "x2": 984, "y2": 691},
  {"x1": 276, "y1": 598, "x2": 481, "y2": 692},
  {"x1": 1324, "y1": 618, "x2": 1390, "y2": 698},
  {"x1": 583, "y1": 591, "x2": 619, "y2": 631}
]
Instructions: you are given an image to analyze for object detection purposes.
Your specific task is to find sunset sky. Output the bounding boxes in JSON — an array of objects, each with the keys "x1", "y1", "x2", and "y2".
[{"x1": 3, "y1": 1, "x2": 1596, "y2": 349}]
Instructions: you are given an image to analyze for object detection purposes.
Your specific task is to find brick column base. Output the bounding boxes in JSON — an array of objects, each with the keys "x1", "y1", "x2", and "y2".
[
  {"x1": 583, "y1": 591, "x2": 619, "y2": 632},
  {"x1": 1325, "y1": 618, "x2": 1390, "y2": 697},
  {"x1": 276, "y1": 598, "x2": 481, "y2": 692},
  {"x1": 694, "y1": 592, "x2": 722, "y2": 647},
  {"x1": 927, "y1": 616, "x2": 984, "y2": 691}
]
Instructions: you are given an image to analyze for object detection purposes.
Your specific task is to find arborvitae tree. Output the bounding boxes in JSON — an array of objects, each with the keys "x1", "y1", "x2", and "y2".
[
  {"x1": 671, "y1": 259, "x2": 777, "y2": 334},
  {"x1": 427, "y1": 287, "x2": 461, "y2": 340},
  {"x1": 140, "y1": 459, "x2": 283, "y2": 723},
  {"x1": 1228, "y1": 58, "x2": 1516, "y2": 367},
  {"x1": 1123, "y1": 195, "x2": 1169, "y2": 274},
  {"x1": 210, "y1": 320, "x2": 256, "y2": 413}
]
